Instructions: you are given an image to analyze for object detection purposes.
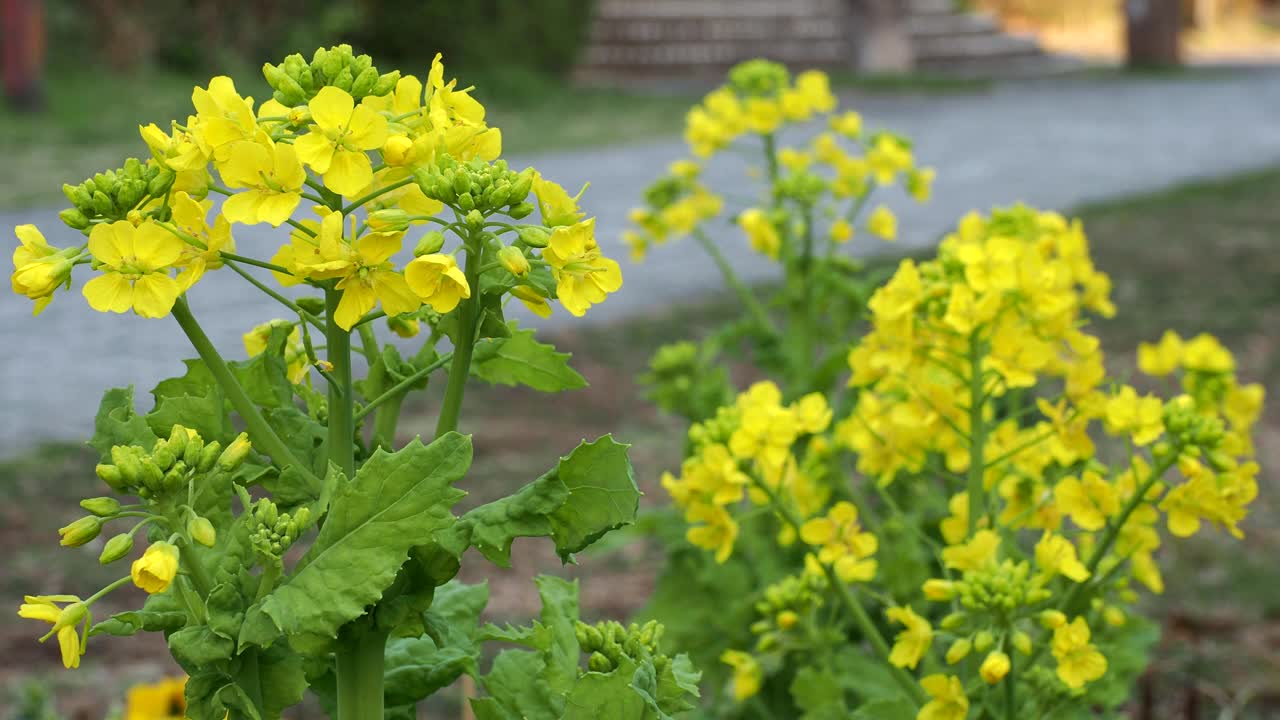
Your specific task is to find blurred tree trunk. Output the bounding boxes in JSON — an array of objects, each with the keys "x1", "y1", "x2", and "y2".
[
  {"x1": 849, "y1": 0, "x2": 915, "y2": 72},
  {"x1": 1126, "y1": 0, "x2": 1183, "y2": 67},
  {"x1": 1, "y1": 0, "x2": 45, "y2": 111}
]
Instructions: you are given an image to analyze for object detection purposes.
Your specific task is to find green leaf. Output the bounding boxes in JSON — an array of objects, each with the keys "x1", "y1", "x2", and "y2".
[
  {"x1": 169, "y1": 624, "x2": 236, "y2": 667},
  {"x1": 89, "y1": 386, "x2": 158, "y2": 457},
  {"x1": 253, "y1": 643, "x2": 309, "y2": 719},
  {"x1": 547, "y1": 435, "x2": 641, "y2": 560},
  {"x1": 443, "y1": 465, "x2": 568, "y2": 566},
  {"x1": 791, "y1": 666, "x2": 848, "y2": 719},
  {"x1": 148, "y1": 387, "x2": 230, "y2": 444},
  {"x1": 471, "y1": 322, "x2": 587, "y2": 393},
  {"x1": 851, "y1": 699, "x2": 916, "y2": 720},
  {"x1": 563, "y1": 661, "x2": 648, "y2": 720},
  {"x1": 834, "y1": 647, "x2": 909, "y2": 703},
  {"x1": 90, "y1": 591, "x2": 186, "y2": 637},
  {"x1": 240, "y1": 434, "x2": 469, "y2": 648},
  {"x1": 384, "y1": 637, "x2": 475, "y2": 707}
]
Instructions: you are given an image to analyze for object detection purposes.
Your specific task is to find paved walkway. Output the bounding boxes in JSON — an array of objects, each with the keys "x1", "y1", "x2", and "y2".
[{"x1": 5, "y1": 70, "x2": 1280, "y2": 455}]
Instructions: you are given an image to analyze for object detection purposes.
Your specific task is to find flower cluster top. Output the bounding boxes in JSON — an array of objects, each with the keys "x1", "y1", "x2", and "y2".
[{"x1": 11, "y1": 45, "x2": 622, "y2": 327}]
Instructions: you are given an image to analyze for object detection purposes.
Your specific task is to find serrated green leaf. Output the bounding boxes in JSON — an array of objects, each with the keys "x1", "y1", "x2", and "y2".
[
  {"x1": 443, "y1": 466, "x2": 568, "y2": 566},
  {"x1": 563, "y1": 661, "x2": 648, "y2": 720},
  {"x1": 548, "y1": 435, "x2": 641, "y2": 560},
  {"x1": 89, "y1": 386, "x2": 158, "y2": 457},
  {"x1": 169, "y1": 624, "x2": 236, "y2": 667},
  {"x1": 792, "y1": 666, "x2": 848, "y2": 719},
  {"x1": 471, "y1": 323, "x2": 587, "y2": 393},
  {"x1": 90, "y1": 591, "x2": 186, "y2": 637},
  {"x1": 240, "y1": 435, "x2": 469, "y2": 648},
  {"x1": 254, "y1": 643, "x2": 309, "y2": 719}
]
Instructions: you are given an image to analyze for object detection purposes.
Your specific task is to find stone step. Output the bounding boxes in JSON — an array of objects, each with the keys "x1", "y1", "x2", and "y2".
[
  {"x1": 590, "y1": 15, "x2": 847, "y2": 45},
  {"x1": 915, "y1": 52, "x2": 1086, "y2": 78},
  {"x1": 905, "y1": 10, "x2": 1003, "y2": 38},
  {"x1": 908, "y1": 0, "x2": 963, "y2": 16},
  {"x1": 593, "y1": 0, "x2": 846, "y2": 20},
  {"x1": 582, "y1": 38, "x2": 849, "y2": 69},
  {"x1": 913, "y1": 31, "x2": 1044, "y2": 62}
]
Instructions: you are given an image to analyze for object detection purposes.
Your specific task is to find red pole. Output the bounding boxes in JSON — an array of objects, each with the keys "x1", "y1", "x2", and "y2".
[{"x1": 1, "y1": 0, "x2": 46, "y2": 111}]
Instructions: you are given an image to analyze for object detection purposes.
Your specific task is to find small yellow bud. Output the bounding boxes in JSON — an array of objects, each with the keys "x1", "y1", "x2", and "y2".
[
  {"x1": 1013, "y1": 631, "x2": 1032, "y2": 655},
  {"x1": 80, "y1": 497, "x2": 121, "y2": 517},
  {"x1": 973, "y1": 630, "x2": 994, "y2": 652},
  {"x1": 1104, "y1": 606, "x2": 1126, "y2": 627},
  {"x1": 1040, "y1": 610, "x2": 1067, "y2": 629},
  {"x1": 58, "y1": 516, "x2": 102, "y2": 547},
  {"x1": 940, "y1": 612, "x2": 965, "y2": 630},
  {"x1": 381, "y1": 135, "x2": 416, "y2": 166},
  {"x1": 126, "y1": 209, "x2": 145, "y2": 226},
  {"x1": 99, "y1": 533, "x2": 134, "y2": 564},
  {"x1": 368, "y1": 208, "x2": 410, "y2": 233},
  {"x1": 776, "y1": 610, "x2": 799, "y2": 631},
  {"x1": 497, "y1": 246, "x2": 530, "y2": 277},
  {"x1": 922, "y1": 579, "x2": 954, "y2": 601},
  {"x1": 414, "y1": 231, "x2": 446, "y2": 257},
  {"x1": 946, "y1": 638, "x2": 972, "y2": 664},
  {"x1": 131, "y1": 541, "x2": 180, "y2": 594},
  {"x1": 188, "y1": 516, "x2": 217, "y2": 548},
  {"x1": 980, "y1": 651, "x2": 1011, "y2": 684},
  {"x1": 517, "y1": 226, "x2": 550, "y2": 248},
  {"x1": 387, "y1": 315, "x2": 420, "y2": 339},
  {"x1": 218, "y1": 432, "x2": 252, "y2": 471}
]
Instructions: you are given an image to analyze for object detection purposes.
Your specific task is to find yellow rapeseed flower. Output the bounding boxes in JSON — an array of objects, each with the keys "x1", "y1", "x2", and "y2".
[
  {"x1": 918, "y1": 674, "x2": 968, "y2": 720},
  {"x1": 980, "y1": 650, "x2": 1011, "y2": 684},
  {"x1": 11, "y1": 224, "x2": 74, "y2": 314},
  {"x1": 404, "y1": 253, "x2": 472, "y2": 314},
  {"x1": 542, "y1": 218, "x2": 623, "y2": 317},
  {"x1": 169, "y1": 192, "x2": 233, "y2": 291},
  {"x1": 294, "y1": 86, "x2": 389, "y2": 197},
  {"x1": 738, "y1": 208, "x2": 780, "y2": 259},
  {"x1": 131, "y1": 541, "x2": 180, "y2": 594},
  {"x1": 17, "y1": 595, "x2": 87, "y2": 669},
  {"x1": 1137, "y1": 330, "x2": 1183, "y2": 376},
  {"x1": 1035, "y1": 532, "x2": 1090, "y2": 582},
  {"x1": 1052, "y1": 617, "x2": 1107, "y2": 689},
  {"x1": 720, "y1": 650, "x2": 762, "y2": 702},
  {"x1": 125, "y1": 676, "x2": 187, "y2": 720},
  {"x1": 886, "y1": 605, "x2": 933, "y2": 669},
  {"x1": 191, "y1": 76, "x2": 259, "y2": 161},
  {"x1": 219, "y1": 139, "x2": 306, "y2": 226},
  {"x1": 941, "y1": 529, "x2": 1000, "y2": 572},
  {"x1": 82, "y1": 221, "x2": 185, "y2": 318}
]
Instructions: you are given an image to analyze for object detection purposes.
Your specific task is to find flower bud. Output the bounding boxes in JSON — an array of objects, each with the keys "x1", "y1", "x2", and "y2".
[
  {"x1": 151, "y1": 439, "x2": 176, "y2": 472},
  {"x1": 368, "y1": 209, "x2": 410, "y2": 233},
  {"x1": 218, "y1": 432, "x2": 252, "y2": 471},
  {"x1": 198, "y1": 441, "x2": 222, "y2": 473},
  {"x1": 148, "y1": 168, "x2": 176, "y2": 197},
  {"x1": 508, "y1": 202, "x2": 535, "y2": 220},
  {"x1": 371, "y1": 70, "x2": 401, "y2": 97},
  {"x1": 80, "y1": 497, "x2": 121, "y2": 517},
  {"x1": 517, "y1": 226, "x2": 550, "y2": 248},
  {"x1": 497, "y1": 246, "x2": 530, "y2": 276},
  {"x1": 509, "y1": 170, "x2": 534, "y2": 202},
  {"x1": 1040, "y1": 610, "x2": 1067, "y2": 629},
  {"x1": 59, "y1": 208, "x2": 90, "y2": 230},
  {"x1": 387, "y1": 315, "x2": 420, "y2": 339},
  {"x1": 776, "y1": 610, "x2": 799, "y2": 631},
  {"x1": 332, "y1": 67, "x2": 354, "y2": 92},
  {"x1": 381, "y1": 135, "x2": 416, "y2": 167},
  {"x1": 188, "y1": 516, "x2": 217, "y2": 548},
  {"x1": 350, "y1": 67, "x2": 378, "y2": 97},
  {"x1": 131, "y1": 541, "x2": 180, "y2": 594},
  {"x1": 139, "y1": 457, "x2": 164, "y2": 492},
  {"x1": 588, "y1": 651, "x2": 613, "y2": 673},
  {"x1": 980, "y1": 651, "x2": 1010, "y2": 684},
  {"x1": 1012, "y1": 631, "x2": 1032, "y2": 655},
  {"x1": 58, "y1": 516, "x2": 102, "y2": 547},
  {"x1": 95, "y1": 463, "x2": 126, "y2": 491},
  {"x1": 940, "y1": 612, "x2": 965, "y2": 630},
  {"x1": 414, "y1": 231, "x2": 446, "y2": 257},
  {"x1": 922, "y1": 579, "x2": 954, "y2": 601},
  {"x1": 52, "y1": 602, "x2": 88, "y2": 633},
  {"x1": 945, "y1": 638, "x2": 972, "y2": 664},
  {"x1": 973, "y1": 630, "x2": 994, "y2": 652},
  {"x1": 457, "y1": 192, "x2": 476, "y2": 212},
  {"x1": 99, "y1": 533, "x2": 134, "y2": 564}
]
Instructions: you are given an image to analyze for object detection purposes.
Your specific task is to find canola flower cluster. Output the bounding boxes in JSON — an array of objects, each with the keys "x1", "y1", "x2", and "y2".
[
  {"x1": 11, "y1": 44, "x2": 622, "y2": 328},
  {"x1": 623, "y1": 59, "x2": 934, "y2": 266},
  {"x1": 662, "y1": 205, "x2": 1264, "y2": 716}
]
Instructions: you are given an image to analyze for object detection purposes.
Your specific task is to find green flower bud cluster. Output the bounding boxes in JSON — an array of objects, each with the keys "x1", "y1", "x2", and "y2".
[
  {"x1": 264, "y1": 44, "x2": 400, "y2": 106},
  {"x1": 775, "y1": 171, "x2": 826, "y2": 207},
  {"x1": 95, "y1": 425, "x2": 222, "y2": 499},
  {"x1": 60, "y1": 158, "x2": 173, "y2": 230},
  {"x1": 748, "y1": 574, "x2": 823, "y2": 651},
  {"x1": 642, "y1": 175, "x2": 690, "y2": 211},
  {"x1": 1160, "y1": 397, "x2": 1226, "y2": 453},
  {"x1": 640, "y1": 342, "x2": 733, "y2": 421},
  {"x1": 415, "y1": 155, "x2": 535, "y2": 218},
  {"x1": 687, "y1": 403, "x2": 741, "y2": 450},
  {"x1": 955, "y1": 560, "x2": 1048, "y2": 615},
  {"x1": 575, "y1": 619, "x2": 669, "y2": 675},
  {"x1": 728, "y1": 59, "x2": 790, "y2": 98},
  {"x1": 248, "y1": 500, "x2": 311, "y2": 559}
]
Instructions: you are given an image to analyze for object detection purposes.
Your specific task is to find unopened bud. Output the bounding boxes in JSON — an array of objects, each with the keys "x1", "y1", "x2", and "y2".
[
  {"x1": 776, "y1": 610, "x2": 799, "y2": 631},
  {"x1": 218, "y1": 433, "x2": 252, "y2": 471},
  {"x1": 1040, "y1": 610, "x2": 1067, "y2": 629},
  {"x1": 188, "y1": 516, "x2": 217, "y2": 547},
  {"x1": 973, "y1": 630, "x2": 994, "y2": 652},
  {"x1": 1012, "y1": 631, "x2": 1032, "y2": 655},
  {"x1": 99, "y1": 533, "x2": 134, "y2": 564},
  {"x1": 350, "y1": 67, "x2": 378, "y2": 97},
  {"x1": 497, "y1": 246, "x2": 529, "y2": 276},
  {"x1": 151, "y1": 440, "x2": 176, "y2": 472},
  {"x1": 370, "y1": 70, "x2": 401, "y2": 97},
  {"x1": 59, "y1": 208, "x2": 90, "y2": 230},
  {"x1": 96, "y1": 463, "x2": 127, "y2": 491},
  {"x1": 368, "y1": 209, "x2": 410, "y2": 233},
  {"x1": 946, "y1": 638, "x2": 972, "y2": 664},
  {"x1": 980, "y1": 651, "x2": 1010, "y2": 684},
  {"x1": 508, "y1": 201, "x2": 535, "y2": 220},
  {"x1": 198, "y1": 441, "x2": 222, "y2": 473},
  {"x1": 922, "y1": 579, "x2": 954, "y2": 601},
  {"x1": 80, "y1": 497, "x2": 121, "y2": 517},
  {"x1": 414, "y1": 231, "x2": 446, "y2": 256},
  {"x1": 517, "y1": 226, "x2": 549, "y2": 248},
  {"x1": 381, "y1": 135, "x2": 416, "y2": 167},
  {"x1": 387, "y1": 315, "x2": 420, "y2": 339},
  {"x1": 58, "y1": 516, "x2": 102, "y2": 547}
]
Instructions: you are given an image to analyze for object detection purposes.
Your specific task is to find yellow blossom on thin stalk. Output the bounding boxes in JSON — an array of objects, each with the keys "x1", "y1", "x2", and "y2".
[
  {"x1": 82, "y1": 221, "x2": 186, "y2": 318},
  {"x1": 218, "y1": 139, "x2": 306, "y2": 226},
  {"x1": 542, "y1": 218, "x2": 623, "y2": 317},
  {"x1": 294, "y1": 86, "x2": 389, "y2": 196}
]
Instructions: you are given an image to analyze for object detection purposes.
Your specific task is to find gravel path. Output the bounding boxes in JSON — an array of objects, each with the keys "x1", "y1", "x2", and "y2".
[{"x1": 5, "y1": 70, "x2": 1280, "y2": 455}]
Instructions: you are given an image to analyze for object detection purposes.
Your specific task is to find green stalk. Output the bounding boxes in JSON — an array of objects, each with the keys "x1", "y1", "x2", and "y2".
[
  {"x1": 335, "y1": 627, "x2": 389, "y2": 720},
  {"x1": 434, "y1": 242, "x2": 482, "y2": 438},
  {"x1": 795, "y1": 205, "x2": 816, "y2": 394},
  {"x1": 171, "y1": 299, "x2": 316, "y2": 485},
  {"x1": 324, "y1": 288, "x2": 355, "y2": 480},
  {"x1": 355, "y1": 352, "x2": 453, "y2": 424},
  {"x1": 966, "y1": 333, "x2": 987, "y2": 535},
  {"x1": 693, "y1": 229, "x2": 776, "y2": 337},
  {"x1": 753, "y1": 479, "x2": 925, "y2": 706}
]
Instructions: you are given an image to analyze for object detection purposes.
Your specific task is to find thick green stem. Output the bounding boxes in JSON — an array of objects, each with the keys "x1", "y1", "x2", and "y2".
[
  {"x1": 763, "y1": 133, "x2": 780, "y2": 186},
  {"x1": 172, "y1": 299, "x2": 316, "y2": 485},
  {"x1": 795, "y1": 205, "x2": 817, "y2": 393},
  {"x1": 966, "y1": 333, "x2": 987, "y2": 535},
  {"x1": 324, "y1": 289, "x2": 356, "y2": 480},
  {"x1": 434, "y1": 244, "x2": 482, "y2": 438},
  {"x1": 336, "y1": 627, "x2": 389, "y2": 720},
  {"x1": 693, "y1": 229, "x2": 775, "y2": 337}
]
